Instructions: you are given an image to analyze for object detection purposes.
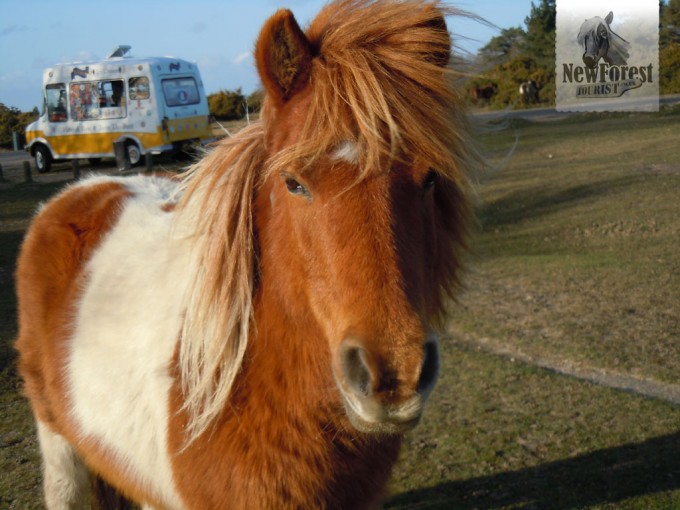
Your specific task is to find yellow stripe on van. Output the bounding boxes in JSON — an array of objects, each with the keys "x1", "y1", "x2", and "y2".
[
  {"x1": 164, "y1": 116, "x2": 212, "y2": 143},
  {"x1": 30, "y1": 131, "x2": 165, "y2": 157}
]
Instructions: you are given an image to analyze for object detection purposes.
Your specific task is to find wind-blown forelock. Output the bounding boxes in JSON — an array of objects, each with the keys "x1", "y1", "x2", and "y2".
[{"x1": 267, "y1": 0, "x2": 478, "y2": 192}]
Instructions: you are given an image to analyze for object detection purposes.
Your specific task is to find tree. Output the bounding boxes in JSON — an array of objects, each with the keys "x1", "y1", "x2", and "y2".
[
  {"x1": 660, "y1": 0, "x2": 680, "y2": 47},
  {"x1": 660, "y1": 0, "x2": 680, "y2": 93},
  {"x1": 478, "y1": 27, "x2": 526, "y2": 64},
  {"x1": 523, "y1": 0, "x2": 556, "y2": 65},
  {"x1": 207, "y1": 88, "x2": 247, "y2": 120},
  {"x1": 0, "y1": 103, "x2": 22, "y2": 148},
  {"x1": 660, "y1": 43, "x2": 680, "y2": 93},
  {"x1": 468, "y1": 0, "x2": 556, "y2": 108},
  {"x1": 246, "y1": 89, "x2": 264, "y2": 114}
]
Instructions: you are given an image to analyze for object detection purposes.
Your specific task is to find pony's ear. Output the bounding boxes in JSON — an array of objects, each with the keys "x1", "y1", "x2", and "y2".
[
  {"x1": 605, "y1": 11, "x2": 614, "y2": 25},
  {"x1": 255, "y1": 9, "x2": 312, "y2": 107}
]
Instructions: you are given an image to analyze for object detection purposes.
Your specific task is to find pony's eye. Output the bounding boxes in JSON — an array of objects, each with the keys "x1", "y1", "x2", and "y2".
[
  {"x1": 423, "y1": 170, "x2": 437, "y2": 190},
  {"x1": 285, "y1": 177, "x2": 308, "y2": 196}
]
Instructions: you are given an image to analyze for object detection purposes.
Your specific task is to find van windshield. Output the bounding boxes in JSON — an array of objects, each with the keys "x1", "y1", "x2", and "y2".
[
  {"x1": 46, "y1": 83, "x2": 67, "y2": 122},
  {"x1": 162, "y1": 77, "x2": 200, "y2": 107}
]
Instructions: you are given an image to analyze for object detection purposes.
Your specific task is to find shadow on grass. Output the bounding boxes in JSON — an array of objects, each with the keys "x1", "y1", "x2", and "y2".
[
  {"x1": 0, "y1": 183, "x2": 67, "y2": 375},
  {"x1": 478, "y1": 174, "x2": 642, "y2": 231},
  {"x1": 0, "y1": 230, "x2": 24, "y2": 374},
  {"x1": 386, "y1": 431, "x2": 680, "y2": 509}
]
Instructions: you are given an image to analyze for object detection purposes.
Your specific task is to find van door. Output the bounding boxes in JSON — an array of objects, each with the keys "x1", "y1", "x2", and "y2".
[{"x1": 159, "y1": 76, "x2": 208, "y2": 144}]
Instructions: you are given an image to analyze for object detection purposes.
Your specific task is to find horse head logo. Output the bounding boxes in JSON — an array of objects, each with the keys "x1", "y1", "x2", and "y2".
[{"x1": 577, "y1": 11, "x2": 630, "y2": 68}]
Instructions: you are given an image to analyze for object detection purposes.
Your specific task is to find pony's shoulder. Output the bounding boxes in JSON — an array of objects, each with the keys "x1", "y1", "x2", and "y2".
[
  {"x1": 70, "y1": 173, "x2": 180, "y2": 206},
  {"x1": 26, "y1": 173, "x2": 182, "y2": 259}
]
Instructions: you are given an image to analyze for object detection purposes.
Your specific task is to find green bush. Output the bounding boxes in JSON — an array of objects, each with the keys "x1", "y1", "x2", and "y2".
[
  {"x1": 0, "y1": 103, "x2": 38, "y2": 149},
  {"x1": 660, "y1": 43, "x2": 680, "y2": 95},
  {"x1": 207, "y1": 89, "x2": 247, "y2": 120}
]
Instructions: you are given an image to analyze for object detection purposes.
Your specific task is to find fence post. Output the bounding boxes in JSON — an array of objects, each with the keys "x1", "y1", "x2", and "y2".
[
  {"x1": 145, "y1": 154, "x2": 153, "y2": 174},
  {"x1": 113, "y1": 141, "x2": 131, "y2": 172},
  {"x1": 0, "y1": 163, "x2": 5, "y2": 182},
  {"x1": 23, "y1": 161, "x2": 32, "y2": 183},
  {"x1": 72, "y1": 159, "x2": 81, "y2": 180},
  {"x1": 12, "y1": 132, "x2": 21, "y2": 151}
]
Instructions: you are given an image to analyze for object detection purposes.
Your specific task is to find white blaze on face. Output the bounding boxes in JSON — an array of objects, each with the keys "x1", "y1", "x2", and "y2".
[{"x1": 332, "y1": 141, "x2": 360, "y2": 165}]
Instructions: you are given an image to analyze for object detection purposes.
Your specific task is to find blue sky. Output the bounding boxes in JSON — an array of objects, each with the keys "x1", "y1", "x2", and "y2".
[{"x1": 0, "y1": 0, "x2": 533, "y2": 112}]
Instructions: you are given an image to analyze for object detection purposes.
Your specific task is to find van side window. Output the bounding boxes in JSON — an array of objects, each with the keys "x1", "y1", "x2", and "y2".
[
  {"x1": 162, "y1": 77, "x2": 200, "y2": 106},
  {"x1": 69, "y1": 80, "x2": 126, "y2": 120},
  {"x1": 46, "y1": 84, "x2": 67, "y2": 122},
  {"x1": 129, "y1": 77, "x2": 150, "y2": 100},
  {"x1": 102, "y1": 80, "x2": 125, "y2": 107}
]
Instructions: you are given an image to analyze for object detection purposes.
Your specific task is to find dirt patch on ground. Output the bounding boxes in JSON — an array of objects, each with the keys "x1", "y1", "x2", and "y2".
[
  {"x1": 449, "y1": 326, "x2": 680, "y2": 407},
  {"x1": 640, "y1": 163, "x2": 680, "y2": 175}
]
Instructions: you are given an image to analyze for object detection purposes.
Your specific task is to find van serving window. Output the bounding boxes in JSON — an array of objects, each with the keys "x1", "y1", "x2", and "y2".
[
  {"x1": 46, "y1": 84, "x2": 67, "y2": 123},
  {"x1": 162, "y1": 77, "x2": 200, "y2": 107},
  {"x1": 69, "y1": 79, "x2": 126, "y2": 121},
  {"x1": 129, "y1": 77, "x2": 150, "y2": 100}
]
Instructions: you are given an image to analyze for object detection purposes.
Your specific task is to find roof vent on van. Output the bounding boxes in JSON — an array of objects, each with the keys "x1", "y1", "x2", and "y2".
[{"x1": 108, "y1": 45, "x2": 132, "y2": 59}]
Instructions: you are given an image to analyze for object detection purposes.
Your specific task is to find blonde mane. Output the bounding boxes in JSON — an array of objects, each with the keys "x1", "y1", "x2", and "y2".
[
  {"x1": 174, "y1": 0, "x2": 479, "y2": 443},
  {"x1": 174, "y1": 124, "x2": 264, "y2": 442}
]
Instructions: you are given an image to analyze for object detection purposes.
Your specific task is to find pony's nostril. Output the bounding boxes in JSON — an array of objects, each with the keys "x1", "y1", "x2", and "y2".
[
  {"x1": 341, "y1": 344, "x2": 373, "y2": 397},
  {"x1": 417, "y1": 340, "x2": 440, "y2": 394}
]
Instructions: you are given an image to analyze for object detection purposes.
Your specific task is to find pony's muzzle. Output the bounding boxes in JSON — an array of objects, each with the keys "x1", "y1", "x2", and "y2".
[
  {"x1": 582, "y1": 53, "x2": 598, "y2": 68},
  {"x1": 335, "y1": 336, "x2": 440, "y2": 434}
]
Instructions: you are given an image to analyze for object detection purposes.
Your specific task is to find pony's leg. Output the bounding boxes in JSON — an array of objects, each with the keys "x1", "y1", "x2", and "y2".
[{"x1": 36, "y1": 421, "x2": 91, "y2": 510}]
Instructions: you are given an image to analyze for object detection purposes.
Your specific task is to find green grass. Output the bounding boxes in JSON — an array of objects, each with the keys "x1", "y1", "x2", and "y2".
[
  {"x1": 388, "y1": 342, "x2": 680, "y2": 509},
  {"x1": 386, "y1": 110, "x2": 680, "y2": 509},
  {"x1": 456, "y1": 110, "x2": 680, "y2": 385}
]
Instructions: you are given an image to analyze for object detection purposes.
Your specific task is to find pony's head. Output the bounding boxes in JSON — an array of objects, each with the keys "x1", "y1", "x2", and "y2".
[
  {"x1": 252, "y1": 0, "x2": 475, "y2": 434},
  {"x1": 577, "y1": 11, "x2": 630, "y2": 68}
]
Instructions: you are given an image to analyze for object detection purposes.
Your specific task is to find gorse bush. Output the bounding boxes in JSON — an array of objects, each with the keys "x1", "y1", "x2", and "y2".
[
  {"x1": 207, "y1": 89, "x2": 264, "y2": 120},
  {"x1": 0, "y1": 103, "x2": 38, "y2": 149}
]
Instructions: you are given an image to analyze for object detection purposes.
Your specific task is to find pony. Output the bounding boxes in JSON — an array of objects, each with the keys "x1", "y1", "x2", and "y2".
[
  {"x1": 470, "y1": 83, "x2": 497, "y2": 102},
  {"x1": 15, "y1": 1, "x2": 477, "y2": 508},
  {"x1": 519, "y1": 80, "x2": 539, "y2": 104},
  {"x1": 577, "y1": 11, "x2": 630, "y2": 69}
]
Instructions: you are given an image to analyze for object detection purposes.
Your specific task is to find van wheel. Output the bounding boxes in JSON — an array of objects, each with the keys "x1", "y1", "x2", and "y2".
[
  {"x1": 125, "y1": 141, "x2": 143, "y2": 166},
  {"x1": 34, "y1": 145, "x2": 52, "y2": 173}
]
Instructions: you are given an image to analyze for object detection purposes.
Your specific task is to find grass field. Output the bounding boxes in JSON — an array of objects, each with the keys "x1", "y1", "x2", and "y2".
[{"x1": 1, "y1": 109, "x2": 679, "y2": 509}]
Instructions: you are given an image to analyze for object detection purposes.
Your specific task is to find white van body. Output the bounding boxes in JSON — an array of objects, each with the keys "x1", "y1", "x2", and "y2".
[{"x1": 25, "y1": 46, "x2": 214, "y2": 172}]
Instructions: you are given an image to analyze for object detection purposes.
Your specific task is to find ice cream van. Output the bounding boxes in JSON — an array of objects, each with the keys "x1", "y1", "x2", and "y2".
[{"x1": 25, "y1": 46, "x2": 214, "y2": 172}]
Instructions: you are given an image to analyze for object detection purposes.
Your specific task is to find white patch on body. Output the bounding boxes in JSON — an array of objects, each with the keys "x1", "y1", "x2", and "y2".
[{"x1": 67, "y1": 175, "x2": 189, "y2": 510}]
